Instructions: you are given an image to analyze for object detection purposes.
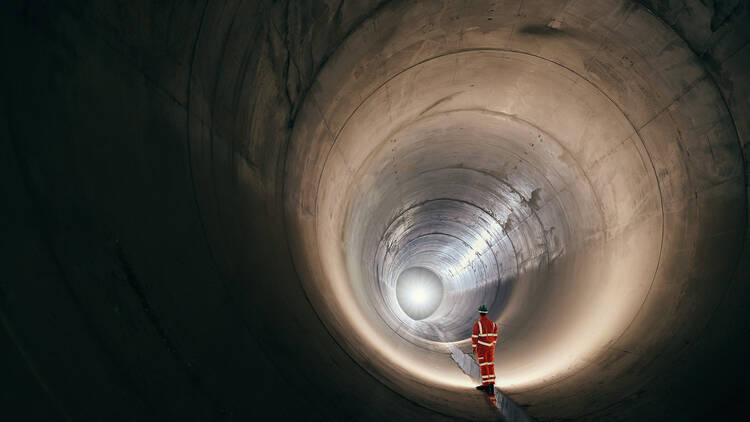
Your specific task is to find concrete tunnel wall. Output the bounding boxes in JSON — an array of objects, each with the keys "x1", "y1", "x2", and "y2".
[{"x1": 1, "y1": 1, "x2": 749, "y2": 421}]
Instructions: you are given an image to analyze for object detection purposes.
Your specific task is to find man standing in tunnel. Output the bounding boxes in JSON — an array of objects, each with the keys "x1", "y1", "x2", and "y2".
[{"x1": 472, "y1": 305, "x2": 498, "y2": 394}]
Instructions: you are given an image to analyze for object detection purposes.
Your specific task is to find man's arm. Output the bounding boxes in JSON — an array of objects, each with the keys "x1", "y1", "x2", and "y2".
[{"x1": 471, "y1": 322, "x2": 479, "y2": 354}]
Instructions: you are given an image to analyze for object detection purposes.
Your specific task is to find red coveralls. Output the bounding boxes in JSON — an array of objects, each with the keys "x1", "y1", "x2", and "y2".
[{"x1": 472, "y1": 315, "x2": 498, "y2": 387}]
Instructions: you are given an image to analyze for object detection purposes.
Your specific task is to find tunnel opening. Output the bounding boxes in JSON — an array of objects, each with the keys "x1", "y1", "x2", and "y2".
[
  {"x1": 282, "y1": 2, "x2": 746, "y2": 419},
  {"x1": 395, "y1": 266, "x2": 443, "y2": 321}
]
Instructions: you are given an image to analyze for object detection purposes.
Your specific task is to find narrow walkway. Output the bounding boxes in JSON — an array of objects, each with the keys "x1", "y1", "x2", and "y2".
[{"x1": 449, "y1": 346, "x2": 537, "y2": 422}]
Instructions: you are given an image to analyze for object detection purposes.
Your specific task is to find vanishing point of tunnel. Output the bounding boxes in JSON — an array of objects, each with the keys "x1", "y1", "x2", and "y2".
[{"x1": 2, "y1": 1, "x2": 749, "y2": 421}]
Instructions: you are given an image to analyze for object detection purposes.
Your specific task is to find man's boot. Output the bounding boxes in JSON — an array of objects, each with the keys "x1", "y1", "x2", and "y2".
[
  {"x1": 475, "y1": 384, "x2": 487, "y2": 392},
  {"x1": 487, "y1": 384, "x2": 495, "y2": 395}
]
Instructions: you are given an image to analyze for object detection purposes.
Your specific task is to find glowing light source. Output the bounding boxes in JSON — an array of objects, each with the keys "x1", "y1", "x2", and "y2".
[
  {"x1": 396, "y1": 267, "x2": 444, "y2": 320},
  {"x1": 410, "y1": 287, "x2": 428, "y2": 303}
]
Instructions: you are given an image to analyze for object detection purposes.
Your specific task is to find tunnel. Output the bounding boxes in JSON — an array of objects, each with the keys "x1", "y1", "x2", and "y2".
[{"x1": 1, "y1": 1, "x2": 749, "y2": 421}]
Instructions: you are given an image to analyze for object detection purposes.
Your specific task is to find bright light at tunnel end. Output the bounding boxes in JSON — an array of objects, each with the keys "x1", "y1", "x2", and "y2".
[
  {"x1": 396, "y1": 267, "x2": 444, "y2": 321},
  {"x1": 408, "y1": 286, "x2": 428, "y2": 304}
]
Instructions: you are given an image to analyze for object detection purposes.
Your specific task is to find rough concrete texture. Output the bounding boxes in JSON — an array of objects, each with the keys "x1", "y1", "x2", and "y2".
[{"x1": 1, "y1": 1, "x2": 749, "y2": 421}]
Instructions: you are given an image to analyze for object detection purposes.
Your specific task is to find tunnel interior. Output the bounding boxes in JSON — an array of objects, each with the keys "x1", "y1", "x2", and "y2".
[{"x1": 2, "y1": 1, "x2": 750, "y2": 421}]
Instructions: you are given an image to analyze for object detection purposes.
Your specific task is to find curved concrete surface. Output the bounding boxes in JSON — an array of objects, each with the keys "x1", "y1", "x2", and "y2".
[{"x1": 2, "y1": 1, "x2": 749, "y2": 421}]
